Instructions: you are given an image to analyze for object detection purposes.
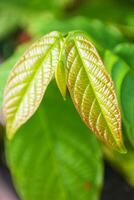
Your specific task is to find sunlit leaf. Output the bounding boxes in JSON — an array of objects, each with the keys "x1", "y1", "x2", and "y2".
[
  {"x1": 6, "y1": 83, "x2": 103, "y2": 200},
  {"x1": 55, "y1": 57, "x2": 67, "y2": 99},
  {"x1": 64, "y1": 31, "x2": 126, "y2": 153},
  {"x1": 3, "y1": 31, "x2": 63, "y2": 139}
]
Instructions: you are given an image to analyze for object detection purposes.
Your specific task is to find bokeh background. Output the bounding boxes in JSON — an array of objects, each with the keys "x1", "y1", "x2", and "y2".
[{"x1": 0, "y1": 0, "x2": 134, "y2": 199}]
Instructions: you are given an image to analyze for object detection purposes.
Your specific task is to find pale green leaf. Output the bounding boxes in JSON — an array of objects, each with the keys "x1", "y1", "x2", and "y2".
[
  {"x1": 55, "y1": 58, "x2": 67, "y2": 99},
  {"x1": 3, "y1": 31, "x2": 63, "y2": 139},
  {"x1": 64, "y1": 31, "x2": 126, "y2": 153},
  {"x1": 6, "y1": 83, "x2": 103, "y2": 200}
]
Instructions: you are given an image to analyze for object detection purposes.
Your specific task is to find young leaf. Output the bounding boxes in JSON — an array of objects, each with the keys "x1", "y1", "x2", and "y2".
[
  {"x1": 6, "y1": 83, "x2": 103, "y2": 200},
  {"x1": 3, "y1": 31, "x2": 63, "y2": 139},
  {"x1": 64, "y1": 31, "x2": 126, "y2": 153},
  {"x1": 55, "y1": 58, "x2": 67, "y2": 99}
]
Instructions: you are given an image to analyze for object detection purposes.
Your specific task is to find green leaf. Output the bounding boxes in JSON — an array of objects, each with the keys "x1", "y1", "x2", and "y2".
[
  {"x1": 121, "y1": 73, "x2": 134, "y2": 146},
  {"x1": 6, "y1": 83, "x2": 103, "y2": 200},
  {"x1": 104, "y1": 50, "x2": 129, "y2": 101},
  {"x1": 3, "y1": 31, "x2": 63, "y2": 139},
  {"x1": 64, "y1": 31, "x2": 126, "y2": 153},
  {"x1": 104, "y1": 47, "x2": 134, "y2": 147},
  {"x1": 55, "y1": 48, "x2": 67, "y2": 99}
]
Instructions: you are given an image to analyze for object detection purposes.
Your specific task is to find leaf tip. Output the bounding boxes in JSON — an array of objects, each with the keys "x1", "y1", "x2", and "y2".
[
  {"x1": 117, "y1": 142, "x2": 127, "y2": 154},
  {"x1": 62, "y1": 94, "x2": 66, "y2": 101},
  {"x1": 6, "y1": 125, "x2": 16, "y2": 140},
  {"x1": 55, "y1": 78, "x2": 67, "y2": 100}
]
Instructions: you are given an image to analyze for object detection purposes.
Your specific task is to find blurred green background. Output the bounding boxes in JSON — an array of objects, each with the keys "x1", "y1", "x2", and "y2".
[{"x1": 0, "y1": 0, "x2": 134, "y2": 200}]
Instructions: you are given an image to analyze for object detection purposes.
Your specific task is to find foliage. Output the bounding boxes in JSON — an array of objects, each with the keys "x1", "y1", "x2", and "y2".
[
  {"x1": 0, "y1": 0, "x2": 134, "y2": 200},
  {"x1": 102, "y1": 43, "x2": 134, "y2": 187},
  {"x1": 3, "y1": 30, "x2": 125, "y2": 153},
  {"x1": 27, "y1": 16, "x2": 124, "y2": 50},
  {"x1": 4, "y1": 31, "x2": 63, "y2": 138},
  {"x1": 6, "y1": 83, "x2": 103, "y2": 200},
  {"x1": 104, "y1": 43, "x2": 134, "y2": 147}
]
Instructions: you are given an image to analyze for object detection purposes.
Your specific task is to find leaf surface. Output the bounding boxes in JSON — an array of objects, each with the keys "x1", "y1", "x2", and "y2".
[
  {"x1": 6, "y1": 83, "x2": 103, "y2": 200},
  {"x1": 3, "y1": 31, "x2": 63, "y2": 139},
  {"x1": 55, "y1": 56, "x2": 67, "y2": 99},
  {"x1": 64, "y1": 31, "x2": 126, "y2": 152}
]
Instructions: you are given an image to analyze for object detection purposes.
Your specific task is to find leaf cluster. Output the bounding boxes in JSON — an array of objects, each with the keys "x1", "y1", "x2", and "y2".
[{"x1": 0, "y1": 3, "x2": 134, "y2": 198}]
